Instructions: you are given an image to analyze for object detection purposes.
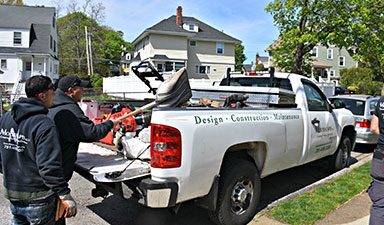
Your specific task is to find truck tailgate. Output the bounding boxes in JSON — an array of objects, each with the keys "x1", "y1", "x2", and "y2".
[{"x1": 76, "y1": 142, "x2": 150, "y2": 182}]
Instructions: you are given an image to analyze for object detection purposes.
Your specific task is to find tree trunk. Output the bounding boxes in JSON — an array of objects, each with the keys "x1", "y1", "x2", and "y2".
[{"x1": 292, "y1": 45, "x2": 304, "y2": 75}]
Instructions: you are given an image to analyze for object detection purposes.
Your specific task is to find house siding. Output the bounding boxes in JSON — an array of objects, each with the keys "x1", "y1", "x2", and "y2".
[
  {"x1": 0, "y1": 28, "x2": 29, "y2": 48},
  {"x1": 0, "y1": 56, "x2": 19, "y2": 83},
  {"x1": 314, "y1": 45, "x2": 356, "y2": 83},
  {"x1": 149, "y1": 34, "x2": 188, "y2": 60}
]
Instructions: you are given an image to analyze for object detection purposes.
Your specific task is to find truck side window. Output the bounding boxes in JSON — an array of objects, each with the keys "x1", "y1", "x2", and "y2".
[{"x1": 303, "y1": 82, "x2": 328, "y2": 111}]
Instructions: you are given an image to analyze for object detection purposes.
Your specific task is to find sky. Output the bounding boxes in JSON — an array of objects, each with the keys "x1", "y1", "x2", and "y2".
[{"x1": 23, "y1": 0, "x2": 279, "y2": 64}]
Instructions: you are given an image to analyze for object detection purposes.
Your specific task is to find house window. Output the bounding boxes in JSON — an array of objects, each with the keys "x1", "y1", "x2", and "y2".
[
  {"x1": 330, "y1": 70, "x2": 335, "y2": 76},
  {"x1": 26, "y1": 62, "x2": 31, "y2": 71},
  {"x1": 53, "y1": 16, "x2": 56, "y2": 28},
  {"x1": 311, "y1": 47, "x2": 318, "y2": 58},
  {"x1": 189, "y1": 24, "x2": 195, "y2": 31},
  {"x1": 196, "y1": 65, "x2": 211, "y2": 74},
  {"x1": 165, "y1": 62, "x2": 173, "y2": 71},
  {"x1": 1, "y1": 59, "x2": 7, "y2": 69},
  {"x1": 339, "y1": 56, "x2": 345, "y2": 66},
  {"x1": 50, "y1": 35, "x2": 53, "y2": 50},
  {"x1": 190, "y1": 40, "x2": 196, "y2": 47},
  {"x1": 54, "y1": 64, "x2": 58, "y2": 74},
  {"x1": 327, "y1": 49, "x2": 333, "y2": 59},
  {"x1": 322, "y1": 70, "x2": 328, "y2": 79},
  {"x1": 217, "y1": 43, "x2": 223, "y2": 54},
  {"x1": 175, "y1": 62, "x2": 184, "y2": 71},
  {"x1": 54, "y1": 40, "x2": 56, "y2": 53},
  {"x1": 14, "y1": 32, "x2": 22, "y2": 45},
  {"x1": 157, "y1": 64, "x2": 163, "y2": 72}
]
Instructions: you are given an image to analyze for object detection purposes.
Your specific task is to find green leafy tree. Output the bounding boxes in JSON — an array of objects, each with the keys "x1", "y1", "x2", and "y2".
[
  {"x1": 0, "y1": 0, "x2": 23, "y2": 5},
  {"x1": 340, "y1": 67, "x2": 382, "y2": 95},
  {"x1": 255, "y1": 63, "x2": 265, "y2": 71},
  {"x1": 348, "y1": 0, "x2": 384, "y2": 91},
  {"x1": 235, "y1": 44, "x2": 246, "y2": 71},
  {"x1": 58, "y1": 12, "x2": 131, "y2": 85},
  {"x1": 266, "y1": 0, "x2": 353, "y2": 75}
]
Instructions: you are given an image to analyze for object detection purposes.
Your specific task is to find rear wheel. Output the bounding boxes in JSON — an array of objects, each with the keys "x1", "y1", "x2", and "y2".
[
  {"x1": 329, "y1": 135, "x2": 351, "y2": 172},
  {"x1": 209, "y1": 158, "x2": 261, "y2": 225}
]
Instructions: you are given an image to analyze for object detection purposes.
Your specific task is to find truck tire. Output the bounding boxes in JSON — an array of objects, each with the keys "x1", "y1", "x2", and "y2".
[
  {"x1": 329, "y1": 135, "x2": 351, "y2": 172},
  {"x1": 209, "y1": 158, "x2": 261, "y2": 225}
]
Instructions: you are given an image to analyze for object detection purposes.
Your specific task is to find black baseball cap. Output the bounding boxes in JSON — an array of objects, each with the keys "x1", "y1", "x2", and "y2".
[{"x1": 58, "y1": 75, "x2": 90, "y2": 91}]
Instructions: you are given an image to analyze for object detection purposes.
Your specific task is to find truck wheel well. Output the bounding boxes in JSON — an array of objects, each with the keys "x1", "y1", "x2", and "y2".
[
  {"x1": 341, "y1": 125, "x2": 356, "y2": 145},
  {"x1": 222, "y1": 142, "x2": 267, "y2": 175}
]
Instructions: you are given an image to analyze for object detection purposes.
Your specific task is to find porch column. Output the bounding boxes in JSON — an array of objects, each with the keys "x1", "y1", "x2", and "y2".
[
  {"x1": 44, "y1": 58, "x2": 46, "y2": 76},
  {"x1": 31, "y1": 55, "x2": 34, "y2": 76}
]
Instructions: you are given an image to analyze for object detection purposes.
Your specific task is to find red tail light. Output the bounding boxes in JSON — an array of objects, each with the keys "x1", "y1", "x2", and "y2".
[
  {"x1": 355, "y1": 119, "x2": 370, "y2": 128},
  {"x1": 151, "y1": 124, "x2": 182, "y2": 168}
]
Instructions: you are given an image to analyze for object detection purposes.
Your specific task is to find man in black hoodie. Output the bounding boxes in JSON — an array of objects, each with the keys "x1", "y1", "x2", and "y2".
[
  {"x1": 48, "y1": 75, "x2": 118, "y2": 182},
  {"x1": 0, "y1": 76, "x2": 76, "y2": 224}
]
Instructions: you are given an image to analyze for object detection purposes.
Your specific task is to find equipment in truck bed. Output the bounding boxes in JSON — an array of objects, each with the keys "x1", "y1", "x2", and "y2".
[{"x1": 131, "y1": 61, "x2": 164, "y2": 94}]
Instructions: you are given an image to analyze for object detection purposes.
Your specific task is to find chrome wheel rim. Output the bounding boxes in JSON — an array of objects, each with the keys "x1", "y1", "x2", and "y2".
[{"x1": 230, "y1": 177, "x2": 253, "y2": 215}]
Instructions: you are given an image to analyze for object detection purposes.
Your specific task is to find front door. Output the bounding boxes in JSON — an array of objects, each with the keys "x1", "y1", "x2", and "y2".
[{"x1": 302, "y1": 80, "x2": 338, "y2": 162}]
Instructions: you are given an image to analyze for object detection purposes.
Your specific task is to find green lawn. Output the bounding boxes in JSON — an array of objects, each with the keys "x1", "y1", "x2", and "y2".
[{"x1": 267, "y1": 162, "x2": 371, "y2": 225}]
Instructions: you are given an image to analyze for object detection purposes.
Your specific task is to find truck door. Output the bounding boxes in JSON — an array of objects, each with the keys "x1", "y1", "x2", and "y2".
[{"x1": 302, "y1": 80, "x2": 338, "y2": 162}]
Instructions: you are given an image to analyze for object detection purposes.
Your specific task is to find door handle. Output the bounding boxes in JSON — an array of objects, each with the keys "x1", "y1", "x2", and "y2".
[{"x1": 311, "y1": 118, "x2": 320, "y2": 125}]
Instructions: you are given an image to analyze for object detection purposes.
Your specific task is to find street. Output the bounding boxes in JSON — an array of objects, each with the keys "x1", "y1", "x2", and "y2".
[{"x1": 0, "y1": 144, "x2": 373, "y2": 225}]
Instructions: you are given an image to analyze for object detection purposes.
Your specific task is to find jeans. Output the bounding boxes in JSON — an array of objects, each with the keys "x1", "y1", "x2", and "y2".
[{"x1": 10, "y1": 194, "x2": 57, "y2": 225}]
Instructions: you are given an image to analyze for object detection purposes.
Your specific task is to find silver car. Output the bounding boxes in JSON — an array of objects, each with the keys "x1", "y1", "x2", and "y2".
[{"x1": 330, "y1": 95, "x2": 379, "y2": 144}]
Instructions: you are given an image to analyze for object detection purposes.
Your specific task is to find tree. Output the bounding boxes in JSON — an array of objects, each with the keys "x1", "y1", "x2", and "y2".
[
  {"x1": 340, "y1": 67, "x2": 381, "y2": 95},
  {"x1": 235, "y1": 44, "x2": 246, "y2": 71},
  {"x1": 266, "y1": 0, "x2": 353, "y2": 75},
  {"x1": 0, "y1": 0, "x2": 23, "y2": 5},
  {"x1": 57, "y1": 0, "x2": 132, "y2": 86},
  {"x1": 348, "y1": 0, "x2": 384, "y2": 90}
]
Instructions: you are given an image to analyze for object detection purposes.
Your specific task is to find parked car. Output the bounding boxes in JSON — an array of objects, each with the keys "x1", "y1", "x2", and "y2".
[
  {"x1": 329, "y1": 95, "x2": 379, "y2": 144},
  {"x1": 334, "y1": 86, "x2": 356, "y2": 95}
]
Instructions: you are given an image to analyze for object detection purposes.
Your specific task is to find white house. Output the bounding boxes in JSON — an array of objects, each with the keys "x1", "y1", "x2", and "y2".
[{"x1": 0, "y1": 4, "x2": 59, "y2": 99}]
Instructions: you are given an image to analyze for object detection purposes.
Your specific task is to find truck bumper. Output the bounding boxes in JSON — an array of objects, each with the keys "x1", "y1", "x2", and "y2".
[{"x1": 138, "y1": 178, "x2": 179, "y2": 208}]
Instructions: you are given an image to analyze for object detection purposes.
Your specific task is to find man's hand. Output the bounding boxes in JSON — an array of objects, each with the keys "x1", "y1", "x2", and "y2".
[
  {"x1": 58, "y1": 194, "x2": 77, "y2": 218},
  {"x1": 111, "y1": 119, "x2": 121, "y2": 128}
]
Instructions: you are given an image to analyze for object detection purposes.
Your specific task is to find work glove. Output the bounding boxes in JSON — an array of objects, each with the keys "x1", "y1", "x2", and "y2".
[{"x1": 58, "y1": 193, "x2": 77, "y2": 218}]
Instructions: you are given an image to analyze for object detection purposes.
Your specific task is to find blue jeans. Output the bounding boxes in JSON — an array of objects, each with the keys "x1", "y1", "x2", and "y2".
[{"x1": 10, "y1": 194, "x2": 57, "y2": 225}]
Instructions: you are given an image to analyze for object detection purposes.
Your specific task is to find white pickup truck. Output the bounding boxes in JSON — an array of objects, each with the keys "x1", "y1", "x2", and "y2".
[{"x1": 75, "y1": 71, "x2": 356, "y2": 225}]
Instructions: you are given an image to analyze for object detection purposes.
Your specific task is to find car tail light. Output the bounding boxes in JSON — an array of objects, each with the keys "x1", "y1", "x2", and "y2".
[
  {"x1": 345, "y1": 91, "x2": 350, "y2": 94},
  {"x1": 151, "y1": 124, "x2": 182, "y2": 168},
  {"x1": 355, "y1": 119, "x2": 370, "y2": 128}
]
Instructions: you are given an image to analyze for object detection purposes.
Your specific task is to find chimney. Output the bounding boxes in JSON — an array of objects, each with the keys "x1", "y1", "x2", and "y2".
[{"x1": 176, "y1": 6, "x2": 182, "y2": 26}]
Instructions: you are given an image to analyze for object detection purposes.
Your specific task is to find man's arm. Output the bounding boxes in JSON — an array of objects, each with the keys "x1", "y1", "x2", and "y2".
[
  {"x1": 371, "y1": 115, "x2": 379, "y2": 135},
  {"x1": 35, "y1": 122, "x2": 70, "y2": 196}
]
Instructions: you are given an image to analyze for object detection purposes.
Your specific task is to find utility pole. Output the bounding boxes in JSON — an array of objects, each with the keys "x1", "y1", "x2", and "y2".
[
  {"x1": 85, "y1": 26, "x2": 90, "y2": 76},
  {"x1": 88, "y1": 32, "x2": 94, "y2": 76}
]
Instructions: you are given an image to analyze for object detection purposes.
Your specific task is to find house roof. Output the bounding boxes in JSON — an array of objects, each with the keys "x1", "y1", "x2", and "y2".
[
  {"x1": 312, "y1": 60, "x2": 332, "y2": 68},
  {"x1": 30, "y1": 24, "x2": 50, "y2": 53},
  {"x1": 132, "y1": 15, "x2": 241, "y2": 45},
  {"x1": 0, "y1": 4, "x2": 55, "y2": 29}
]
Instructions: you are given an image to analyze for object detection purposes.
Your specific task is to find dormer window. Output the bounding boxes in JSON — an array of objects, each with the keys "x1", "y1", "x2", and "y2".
[
  {"x1": 217, "y1": 43, "x2": 224, "y2": 54},
  {"x1": 14, "y1": 32, "x2": 21, "y2": 45},
  {"x1": 190, "y1": 40, "x2": 196, "y2": 47},
  {"x1": 189, "y1": 24, "x2": 195, "y2": 31}
]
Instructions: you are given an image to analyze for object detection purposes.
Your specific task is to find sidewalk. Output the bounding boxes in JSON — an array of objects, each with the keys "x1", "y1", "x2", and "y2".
[{"x1": 249, "y1": 152, "x2": 372, "y2": 225}]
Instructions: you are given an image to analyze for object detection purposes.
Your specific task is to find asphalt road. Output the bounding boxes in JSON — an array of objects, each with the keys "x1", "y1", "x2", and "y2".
[{"x1": 0, "y1": 144, "x2": 373, "y2": 225}]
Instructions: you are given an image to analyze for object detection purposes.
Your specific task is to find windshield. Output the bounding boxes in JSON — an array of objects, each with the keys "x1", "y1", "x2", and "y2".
[{"x1": 219, "y1": 77, "x2": 293, "y2": 91}]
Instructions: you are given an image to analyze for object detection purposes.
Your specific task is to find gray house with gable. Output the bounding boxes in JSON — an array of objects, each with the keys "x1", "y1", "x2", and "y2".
[{"x1": 130, "y1": 6, "x2": 241, "y2": 80}]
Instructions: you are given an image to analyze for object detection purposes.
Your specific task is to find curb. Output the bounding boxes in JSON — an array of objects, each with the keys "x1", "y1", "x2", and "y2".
[{"x1": 253, "y1": 154, "x2": 373, "y2": 219}]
